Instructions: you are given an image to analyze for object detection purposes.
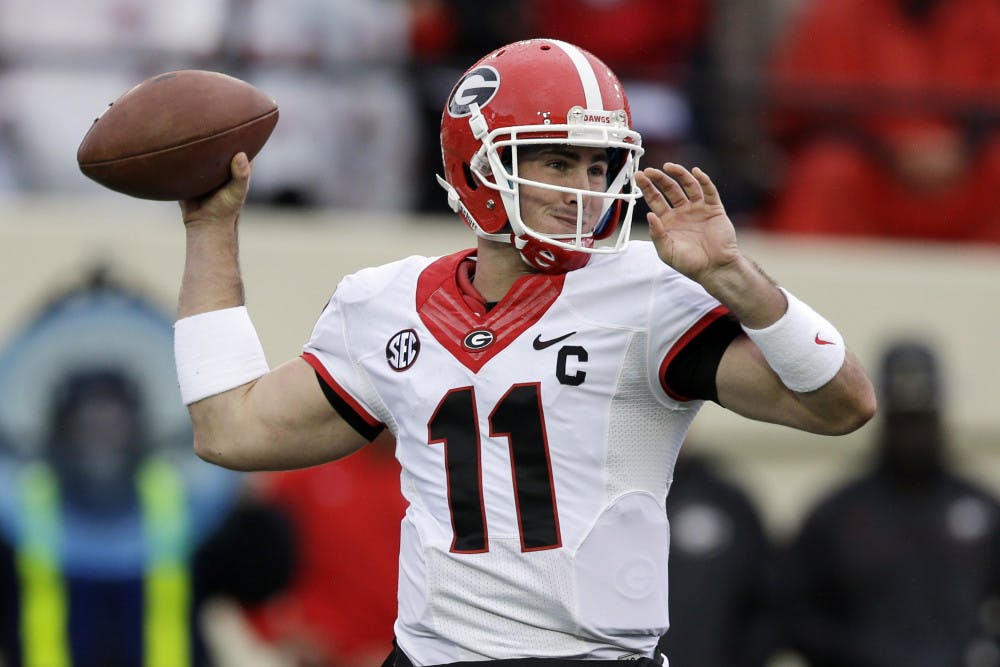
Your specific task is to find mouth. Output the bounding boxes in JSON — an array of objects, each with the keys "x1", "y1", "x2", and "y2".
[
  {"x1": 552, "y1": 214, "x2": 579, "y2": 229},
  {"x1": 549, "y1": 213, "x2": 599, "y2": 238}
]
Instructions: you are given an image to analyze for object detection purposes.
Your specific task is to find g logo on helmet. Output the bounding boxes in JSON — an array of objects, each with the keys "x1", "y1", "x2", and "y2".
[{"x1": 448, "y1": 66, "x2": 501, "y2": 117}]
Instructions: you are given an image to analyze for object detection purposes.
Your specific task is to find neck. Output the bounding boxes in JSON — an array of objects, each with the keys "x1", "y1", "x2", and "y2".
[{"x1": 472, "y1": 238, "x2": 536, "y2": 303}]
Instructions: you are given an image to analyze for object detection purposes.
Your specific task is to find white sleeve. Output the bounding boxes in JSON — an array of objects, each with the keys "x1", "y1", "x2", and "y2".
[{"x1": 301, "y1": 287, "x2": 384, "y2": 436}]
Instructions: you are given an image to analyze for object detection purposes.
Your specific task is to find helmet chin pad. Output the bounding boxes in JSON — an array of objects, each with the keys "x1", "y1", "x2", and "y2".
[{"x1": 515, "y1": 234, "x2": 592, "y2": 274}]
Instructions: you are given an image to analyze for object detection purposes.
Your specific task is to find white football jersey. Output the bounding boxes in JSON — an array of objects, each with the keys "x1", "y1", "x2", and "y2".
[{"x1": 303, "y1": 241, "x2": 728, "y2": 664}]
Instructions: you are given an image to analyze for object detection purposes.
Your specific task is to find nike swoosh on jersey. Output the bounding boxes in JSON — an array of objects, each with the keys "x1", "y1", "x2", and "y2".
[
  {"x1": 815, "y1": 333, "x2": 836, "y2": 345},
  {"x1": 532, "y1": 331, "x2": 577, "y2": 350}
]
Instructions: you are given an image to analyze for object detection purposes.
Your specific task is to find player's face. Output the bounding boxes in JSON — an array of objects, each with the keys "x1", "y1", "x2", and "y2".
[{"x1": 516, "y1": 145, "x2": 609, "y2": 236}]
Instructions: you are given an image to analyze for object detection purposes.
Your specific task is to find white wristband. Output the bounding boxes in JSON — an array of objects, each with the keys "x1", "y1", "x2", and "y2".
[
  {"x1": 174, "y1": 306, "x2": 270, "y2": 405},
  {"x1": 741, "y1": 288, "x2": 846, "y2": 393}
]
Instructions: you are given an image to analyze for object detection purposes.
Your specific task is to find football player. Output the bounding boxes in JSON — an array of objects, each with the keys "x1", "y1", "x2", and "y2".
[{"x1": 173, "y1": 39, "x2": 875, "y2": 666}]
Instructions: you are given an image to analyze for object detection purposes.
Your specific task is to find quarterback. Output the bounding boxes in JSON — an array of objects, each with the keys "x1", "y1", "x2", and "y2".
[{"x1": 173, "y1": 39, "x2": 876, "y2": 666}]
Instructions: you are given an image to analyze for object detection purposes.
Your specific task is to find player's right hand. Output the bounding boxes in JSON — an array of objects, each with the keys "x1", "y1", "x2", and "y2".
[{"x1": 179, "y1": 152, "x2": 251, "y2": 227}]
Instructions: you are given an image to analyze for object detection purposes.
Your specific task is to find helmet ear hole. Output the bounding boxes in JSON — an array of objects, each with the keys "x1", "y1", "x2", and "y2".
[{"x1": 462, "y1": 163, "x2": 479, "y2": 190}]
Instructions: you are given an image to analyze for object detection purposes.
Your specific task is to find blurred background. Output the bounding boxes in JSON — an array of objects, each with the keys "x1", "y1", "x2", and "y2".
[{"x1": 1, "y1": 1, "x2": 999, "y2": 666}]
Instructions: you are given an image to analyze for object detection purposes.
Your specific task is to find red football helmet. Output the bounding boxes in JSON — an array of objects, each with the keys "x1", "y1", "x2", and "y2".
[{"x1": 438, "y1": 39, "x2": 644, "y2": 274}]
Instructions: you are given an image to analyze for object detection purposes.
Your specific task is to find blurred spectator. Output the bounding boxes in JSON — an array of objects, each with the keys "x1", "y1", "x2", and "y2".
[
  {"x1": 414, "y1": 0, "x2": 525, "y2": 63},
  {"x1": 658, "y1": 445, "x2": 780, "y2": 667},
  {"x1": 407, "y1": 0, "x2": 529, "y2": 213},
  {"x1": 763, "y1": 0, "x2": 1000, "y2": 244},
  {"x1": 0, "y1": 119, "x2": 19, "y2": 194},
  {"x1": 408, "y1": 0, "x2": 715, "y2": 216},
  {"x1": 526, "y1": 0, "x2": 713, "y2": 187},
  {"x1": 0, "y1": 0, "x2": 227, "y2": 196},
  {"x1": 696, "y1": 0, "x2": 786, "y2": 225},
  {"x1": 778, "y1": 340, "x2": 1000, "y2": 667},
  {"x1": 247, "y1": 434, "x2": 406, "y2": 667},
  {"x1": 218, "y1": 0, "x2": 421, "y2": 210},
  {"x1": 0, "y1": 274, "x2": 295, "y2": 667},
  {"x1": 0, "y1": 366, "x2": 295, "y2": 666},
  {"x1": 0, "y1": 0, "x2": 425, "y2": 211}
]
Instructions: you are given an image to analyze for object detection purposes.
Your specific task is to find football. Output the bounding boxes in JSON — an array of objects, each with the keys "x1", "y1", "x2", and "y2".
[{"x1": 77, "y1": 70, "x2": 279, "y2": 200}]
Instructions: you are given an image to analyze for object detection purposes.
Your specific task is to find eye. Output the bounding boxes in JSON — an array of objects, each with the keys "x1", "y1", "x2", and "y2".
[{"x1": 589, "y1": 164, "x2": 609, "y2": 178}]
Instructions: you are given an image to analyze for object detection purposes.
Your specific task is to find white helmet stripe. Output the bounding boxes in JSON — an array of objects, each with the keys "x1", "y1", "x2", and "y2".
[{"x1": 548, "y1": 39, "x2": 604, "y2": 110}]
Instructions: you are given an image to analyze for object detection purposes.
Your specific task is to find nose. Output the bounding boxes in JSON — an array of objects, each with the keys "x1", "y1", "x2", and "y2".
[{"x1": 564, "y1": 166, "x2": 596, "y2": 206}]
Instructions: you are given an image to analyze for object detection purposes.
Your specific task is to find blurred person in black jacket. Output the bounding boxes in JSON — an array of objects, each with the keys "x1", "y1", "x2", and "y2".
[
  {"x1": 658, "y1": 444, "x2": 780, "y2": 667},
  {"x1": 779, "y1": 340, "x2": 1000, "y2": 667}
]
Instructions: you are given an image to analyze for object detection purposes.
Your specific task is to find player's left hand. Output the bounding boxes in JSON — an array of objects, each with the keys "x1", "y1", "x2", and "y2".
[{"x1": 635, "y1": 163, "x2": 741, "y2": 285}]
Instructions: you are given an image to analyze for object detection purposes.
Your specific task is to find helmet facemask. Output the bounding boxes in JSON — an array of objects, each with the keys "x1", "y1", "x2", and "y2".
[{"x1": 464, "y1": 103, "x2": 644, "y2": 273}]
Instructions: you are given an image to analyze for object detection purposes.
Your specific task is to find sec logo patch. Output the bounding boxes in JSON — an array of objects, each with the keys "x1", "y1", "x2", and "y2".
[{"x1": 386, "y1": 329, "x2": 420, "y2": 371}]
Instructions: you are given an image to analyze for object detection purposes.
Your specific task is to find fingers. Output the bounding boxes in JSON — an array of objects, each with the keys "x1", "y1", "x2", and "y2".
[
  {"x1": 692, "y1": 166, "x2": 721, "y2": 207},
  {"x1": 231, "y1": 152, "x2": 250, "y2": 180},
  {"x1": 662, "y1": 163, "x2": 704, "y2": 203},
  {"x1": 637, "y1": 163, "x2": 716, "y2": 211},
  {"x1": 179, "y1": 152, "x2": 252, "y2": 221},
  {"x1": 220, "y1": 152, "x2": 252, "y2": 205},
  {"x1": 635, "y1": 171, "x2": 673, "y2": 216},
  {"x1": 637, "y1": 168, "x2": 687, "y2": 211}
]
